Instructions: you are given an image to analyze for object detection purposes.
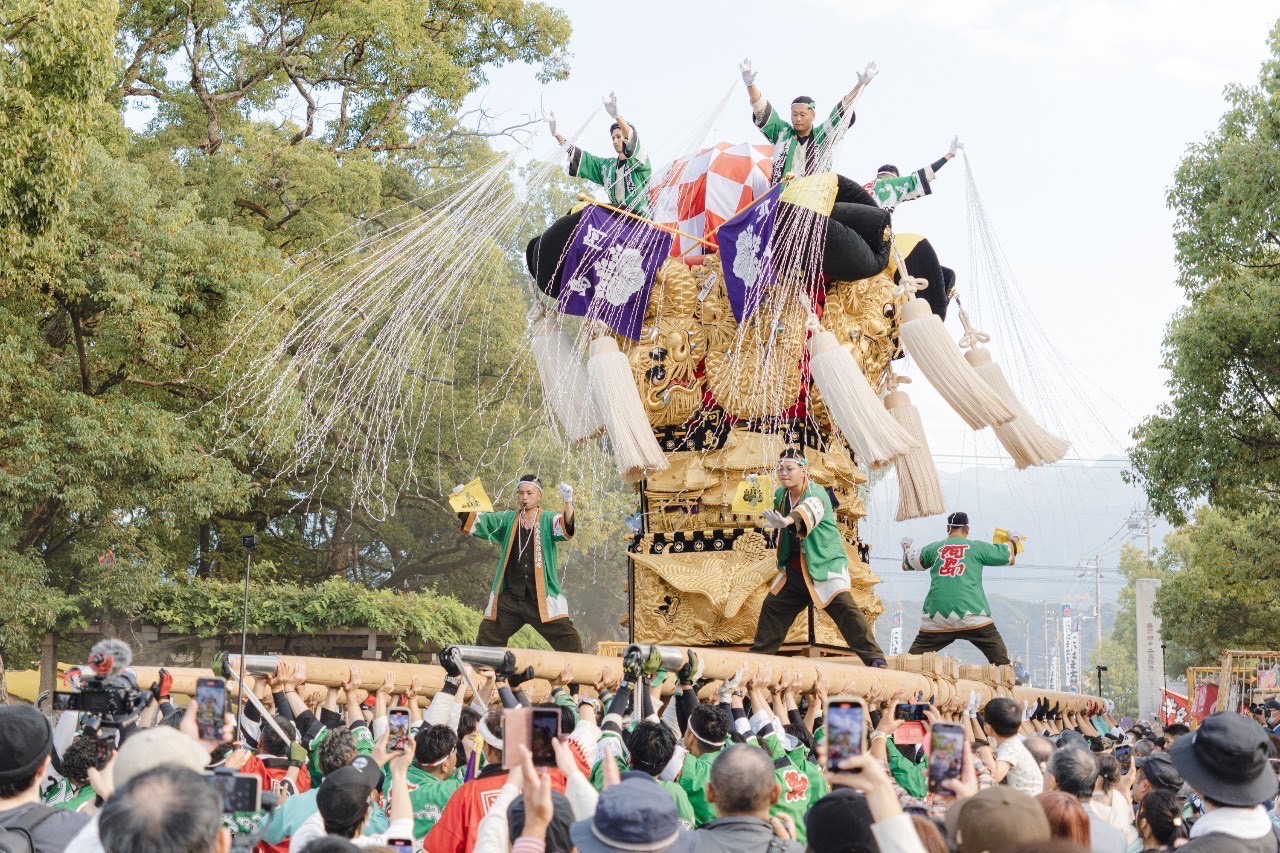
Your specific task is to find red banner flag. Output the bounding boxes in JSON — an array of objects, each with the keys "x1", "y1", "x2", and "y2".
[
  {"x1": 1190, "y1": 683, "x2": 1218, "y2": 722},
  {"x1": 1161, "y1": 689, "x2": 1190, "y2": 726}
]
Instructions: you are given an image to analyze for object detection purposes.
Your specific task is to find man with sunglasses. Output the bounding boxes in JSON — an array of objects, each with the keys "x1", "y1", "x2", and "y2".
[{"x1": 750, "y1": 448, "x2": 887, "y2": 666}]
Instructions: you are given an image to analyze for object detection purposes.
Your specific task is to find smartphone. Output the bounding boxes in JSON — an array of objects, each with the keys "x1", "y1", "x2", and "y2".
[
  {"x1": 531, "y1": 708, "x2": 561, "y2": 767},
  {"x1": 388, "y1": 708, "x2": 411, "y2": 752},
  {"x1": 195, "y1": 677, "x2": 226, "y2": 741},
  {"x1": 385, "y1": 841, "x2": 413, "y2": 850},
  {"x1": 928, "y1": 722, "x2": 965, "y2": 795},
  {"x1": 824, "y1": 696, "x2": 867, "y2": 770},
  {"x1": 503, "y1": 708, "x2": 532, "y2": 770},
  {"x1": 1115, "y1": 744, "x2": 1132, "y2": 771},
  {"x1": 204, "y1": 771, "x2": 261, "y2": 814},
  {"x1": 895, "y1": 702, "x2": 930, "y2": 722}
]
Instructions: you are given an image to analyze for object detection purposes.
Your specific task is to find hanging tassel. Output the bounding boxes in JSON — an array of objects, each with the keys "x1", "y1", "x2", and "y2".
[
  {"x1": 807, "y1": 317, "x2": 918, "y2": 467},
  {"x1": 587, "y1": 332, "x2": 669, "y2": 482},
  {"x1": 957, "y1": 307, "x2": 1070, "y2": 469},
  {"x1": 883, "y1": 373, "x2": 946, "y2": 520},
  {"x1": 529, "y1": 310, "x2": 605, "y2": 443},
  {"x1": 894, "y1": 271, "x2": 1014, "y2": 430}
]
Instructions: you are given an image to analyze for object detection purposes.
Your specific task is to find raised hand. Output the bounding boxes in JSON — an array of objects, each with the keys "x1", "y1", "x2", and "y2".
[
  {"x1": 601, "y1": 92, "x2": 619, "y2": 119},
  {"x1": 740, "y1": 58, "x2": 757, "y2": 86},
  {"x1": 857, "y1": 62, "x2": 879, "y2": 87},
  {"x1": 949, "y1": 134, "x2": 963, "y2": 156},
  {"x1": 558, "y1": 481, "x2": 574, "y2": 502},
  {"x1": 543, "y1": 112, "x2": 557, "y2": 138}
]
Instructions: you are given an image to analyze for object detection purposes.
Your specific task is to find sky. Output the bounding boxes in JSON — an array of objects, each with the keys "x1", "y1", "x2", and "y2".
[{"x1": 456, "y1": 1, "x2": 1276, "y2": 598}]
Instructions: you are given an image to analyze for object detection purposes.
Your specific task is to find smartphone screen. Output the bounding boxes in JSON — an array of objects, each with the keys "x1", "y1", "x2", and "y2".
[
  {"x1": 1115, "y1": 744, "x2": 1132, "y2": 771},
  {"x1": 503, "y1": 708, "x2": 532, "y2": 770},
  {"x1": 204, "y1": 771, "x2": 261, "y2": 813},
  {"x1": 531, "y1": 708, "x2": 561, "y2": 767},
  {"x1": 895, "y1": 702, "x2": 930, "y2": 721},
  {"x1": 928, "y1": 722, "x2": 965, "y2": 795},
  {"x1": 195, "y1": 678, "x2": 226, "y2": 741},
  {"x1": 824, "y1": 697, "x2": 866, "y2": 770},
  {"x1": 388, "y1": 709, "x2": 411, "y2": 752}
]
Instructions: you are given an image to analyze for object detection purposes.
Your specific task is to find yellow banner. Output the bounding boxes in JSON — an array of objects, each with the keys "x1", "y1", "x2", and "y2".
[
  {"x1": 992, "y1": 528, "x2": 1026, "y2": 555},
  {"x1": 449, "y1": 478, "x2": 494, "y2": 514},
  {"x1": 731, "y1": 474, "x2": 776, "y2": 515},
  {"x1": 780, "y1": 172, "x2": 838, "y2": 216}
]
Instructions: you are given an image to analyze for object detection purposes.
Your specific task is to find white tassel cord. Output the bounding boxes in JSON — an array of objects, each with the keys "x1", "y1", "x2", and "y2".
[
  {"x1": 957, "y1": 308, "x2": 1070, "y2": 469},
  {"x1": 587, "y1": 335, "x2": 669, "y2": 482},
  {"x1": 883, "y1": 374, "x2": 945, "y2": 520},
  {"x1": 893, "y1": 270, "x2": 1014, "y2": 430},
  {"x1": 529, "y1": 312, "x2": 605, "y2": 443},
  {"x1": 806, "y1": 321, "x2": 917, "y2": 468}
]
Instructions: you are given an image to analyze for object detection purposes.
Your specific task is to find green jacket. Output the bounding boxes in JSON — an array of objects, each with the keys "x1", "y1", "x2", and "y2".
[
  {"x1": 566, "y1": 127, "x2": 652, "y2": 215},
  {"x1": 903, "y1": 535, "x2": 1013, "y2": 631},
  {"x1": 773, "y1": 483, "x2": 851, "y2": 607},
  {"x1": 464, "y1": 509, "x2": 573, "y2": 622},
  {"x1": 753, "y1": 97, "x2": 852, "y2": 185}
]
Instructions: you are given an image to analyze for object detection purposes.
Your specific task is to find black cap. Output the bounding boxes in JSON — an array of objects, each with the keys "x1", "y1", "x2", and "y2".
[
  {"x1": 0, "y1": 706, "x2": 52, "y2": 786},
  {"x1": 1136, "y1": 752, "x2": 1183, "y2": 791},
  {"x1": 806, "y1": 788, "x2": 875, "y2": 852},
  {"x1": 1170, "y1": 713, "x2": 1279, "y2": 807},
  {"x1": 1264, "y1": 699, "x2": 1280, "y2": 712},
  {"x1": 946, "y1": 511, "x2": 969, "y2": 528},
  {"x1": 317, "y1": 756, "x2": 383, "y2": 827}
]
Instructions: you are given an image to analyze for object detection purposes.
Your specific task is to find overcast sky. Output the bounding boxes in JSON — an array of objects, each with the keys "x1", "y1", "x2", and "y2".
[{"x1": 461, "y1": 2, "x2": 1276, "y2": 591}]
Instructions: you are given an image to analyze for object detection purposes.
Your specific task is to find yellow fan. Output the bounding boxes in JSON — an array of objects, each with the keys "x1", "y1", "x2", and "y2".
[
  {"x1": 731, "y1": 474, "x2": 776, "y2": 515},
  {"x1": 448, "y1": 478, "x2": 494, "y2": 514}
]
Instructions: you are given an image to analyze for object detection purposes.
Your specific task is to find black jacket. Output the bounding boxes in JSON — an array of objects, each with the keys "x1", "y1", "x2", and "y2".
[{"x1": 694, "y1": 816, "x2": 805, "y2": 853}]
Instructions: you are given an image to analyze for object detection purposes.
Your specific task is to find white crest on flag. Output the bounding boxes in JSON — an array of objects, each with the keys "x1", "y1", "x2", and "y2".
[
  {"x1": 566, "y1": 275, "x2": 591, "y2": 295},
  {"x1": 596, "y1": 245, "x2": 646, "y2": 306},
  {"x1": 583, "y1": 224, "x2": 608, "y2": 250},
  {"x1": 733, "y1": 227, "x2": 762, "y2": 289}
]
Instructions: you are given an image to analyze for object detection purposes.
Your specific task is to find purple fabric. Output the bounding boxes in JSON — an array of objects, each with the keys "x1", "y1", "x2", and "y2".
[
  {"x1": 557, "y1": 205, "x2": 672, "y2": 340},
  {"x1": 716, "y1": 182, "x2": 783, "y2": 322}
]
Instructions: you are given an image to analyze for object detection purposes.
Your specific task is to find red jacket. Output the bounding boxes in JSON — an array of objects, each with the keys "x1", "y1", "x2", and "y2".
[
  {"x1": 242, "y1": 755, "x2": 311, "y2": 853},
  {"x1": 424, "y1": 765, "x2": 566, "y2": 853}
]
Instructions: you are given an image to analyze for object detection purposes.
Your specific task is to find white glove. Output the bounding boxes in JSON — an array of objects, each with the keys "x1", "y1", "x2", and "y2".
[
  {"x1": 1007, "y1": 530, "x2": 1022, "y2": 544},
  {"x1": 451, "y1": 483, "x2": 465, "y2": 495},
  {"x1": 901, "y1": 536, "x2": 913, "y2": 551},
  {"x1": 857, "y1": 62, "x2": 878, "y2": 87},
  {"x1": 558, "y1": 482, "x2": 573, "y2": 502},
  {"x1": 740, "y1": 58, "x2": 757, "y2": 86},
  {"x1": 762, "y1": 509, "x2": 791, "y2": 530},
  {"x1": 602, "y1": 91, "x2": 619, "y2": 119},
  {"x1": 543, "y1": 111, "x2": 557, "y2": 137},
  {"x1": 949, "y1": 135, "x2": 963, "y2": 156}
]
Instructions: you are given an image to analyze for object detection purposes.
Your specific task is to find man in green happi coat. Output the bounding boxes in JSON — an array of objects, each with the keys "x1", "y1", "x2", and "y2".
[
  {"x1": 901, "y1": 510, "x2": 1022, "y2": 664},
  {"x1": 545, "y1": 91, "x2": 652, "y2": 215},
  {"x1": 867, "y1": 135, "x2": 963, "y2": 211},
  {"x1": 741, "y1": 57, "x2": 879, "y2": 185},
  {"x1": 457, "y1": 474, "x2": 583, "y2": 652},
  {"x1": 751, "y1": 448, "x2": 886, "y2": 666}
]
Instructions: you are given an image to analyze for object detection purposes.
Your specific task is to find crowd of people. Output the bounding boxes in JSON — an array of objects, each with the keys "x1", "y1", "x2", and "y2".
[{"x1": 3, "y1": 644, "x2": 1280, "y2": 853}]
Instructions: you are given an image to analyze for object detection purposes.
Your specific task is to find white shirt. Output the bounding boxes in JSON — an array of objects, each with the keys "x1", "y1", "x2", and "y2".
[
  {"x1": 996, "y1": 735, "x2": 1044, "y2": 795},
  {"x1": 288, "y1": 811, "x2": 416, "y2": 852}
]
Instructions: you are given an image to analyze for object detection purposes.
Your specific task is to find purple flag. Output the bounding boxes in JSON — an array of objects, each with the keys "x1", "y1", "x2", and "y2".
[
  {"x1": 717, "y1": 183, "x2": 782, "y2": 323},
  {"x1": 557, "y1": 206, "x2": 672, "y2": 340}
]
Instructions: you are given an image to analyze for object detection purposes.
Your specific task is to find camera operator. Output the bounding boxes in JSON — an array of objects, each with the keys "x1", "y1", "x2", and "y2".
[{"x1": 0, "y1": 704, "x2": 91, "y2": 851}]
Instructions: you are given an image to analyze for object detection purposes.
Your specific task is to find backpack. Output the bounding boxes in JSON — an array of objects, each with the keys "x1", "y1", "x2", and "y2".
[{"x1": 0, "y1": 805, "x2": 59, "y2": 853}]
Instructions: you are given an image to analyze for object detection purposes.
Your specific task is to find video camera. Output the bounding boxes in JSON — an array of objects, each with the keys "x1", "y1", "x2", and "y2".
[{"x1": 51, "y1": 639, "x2": 150, "y2": 731}]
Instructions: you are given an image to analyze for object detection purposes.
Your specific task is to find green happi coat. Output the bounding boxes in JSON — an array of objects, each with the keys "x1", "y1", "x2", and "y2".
[
  {"x1": 753, "y1": 96, "x2": 852, "y2": 185},
  {"x1": 463, "y1": 509, "x2": 572, "y2": 622},
  {"x1": 395, "y1": 763, "x2": 463, "y2": 838},
  {"x1": 903, "y1": 536, "x2": 1013, "y2": 631},
  {"x1": 772, "y1": 483, "x2": 853, "y2": 608},
  {"x1": 565, "y1": 127, "x2": 652, "y2": 215},
  {"x1": 869, "y1": 166, "x2": 938, "y2": 212}
]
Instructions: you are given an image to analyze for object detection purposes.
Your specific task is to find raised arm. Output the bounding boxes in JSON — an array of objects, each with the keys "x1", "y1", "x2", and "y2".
[{"x1": 839, "y1": 62, "x2": 879, "y2": 111}]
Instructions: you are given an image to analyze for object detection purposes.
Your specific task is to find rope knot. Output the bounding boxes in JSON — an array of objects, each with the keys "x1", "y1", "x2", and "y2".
[
  {"x1": 892, "y1": 275, "x2": 927, "y2": 299},
  {"x1": 956, "y1": 306, "x2": 990, "y2": 351}
]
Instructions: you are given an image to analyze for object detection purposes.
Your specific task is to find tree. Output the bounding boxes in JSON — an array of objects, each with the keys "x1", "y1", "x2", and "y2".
[{"x1": 1129, "y1": 21, "x2": 1280, "y2": 524}]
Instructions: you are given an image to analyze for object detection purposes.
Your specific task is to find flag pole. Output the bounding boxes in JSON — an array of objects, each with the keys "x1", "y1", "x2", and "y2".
[
  {"x1": 676, "y1": 172, "x2": 794, "y2": 260},
  {"x1": 576, "y1": 195, "x2": 717, "y2": 250}
]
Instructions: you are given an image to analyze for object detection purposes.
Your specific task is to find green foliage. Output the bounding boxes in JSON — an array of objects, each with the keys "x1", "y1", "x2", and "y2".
[
  {"x1": 1129, "y1": 21, "x2": 1280, "y2": 524},
  {"x1": 0, "y1": 0, "x2": 115, "y2": 249},
  {"x1": 1154, "y1": 506, "x2": 1280, "y2": 662}
]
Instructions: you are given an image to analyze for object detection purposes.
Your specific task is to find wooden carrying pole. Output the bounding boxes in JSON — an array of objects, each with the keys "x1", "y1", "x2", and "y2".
[{"x1": 176, "y1": 646, "x2": 1103, "y2": 715}]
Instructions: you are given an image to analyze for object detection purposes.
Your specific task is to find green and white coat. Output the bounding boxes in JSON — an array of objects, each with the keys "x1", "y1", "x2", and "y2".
[
  {"x1": 564, "y1": 127, "x2": 652, "y2": 215},
  {"x1": 903, "y1": 536, "x2": 1013, "y2": 631},
  {"x1": 772, "y1": 483, "x2": 852, "y2": 608},
  {"x1": 463, "y1": 509, "x2": 573, "y2": 622},
  {"x1": 752, "y1": 96, "x2": 852, "y2": 185}
]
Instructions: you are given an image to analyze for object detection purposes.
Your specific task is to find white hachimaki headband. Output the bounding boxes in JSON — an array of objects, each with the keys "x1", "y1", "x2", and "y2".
[
  {"x1": 478, "y1": 717, "x2": 504, "y2": 750},
  {"x1": 518, "y1": 475, "x2": 543, "y2": 494}
]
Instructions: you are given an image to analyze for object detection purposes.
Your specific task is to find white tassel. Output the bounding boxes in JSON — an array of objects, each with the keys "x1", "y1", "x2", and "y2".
[
  {"x1": 897, "y1": 297, "x2": 1014, "y2": 430},
  {"x1": 883, "y1": 377, "x2": 946, "y2": 520},
  {"x1": 587, "y1": 335, "x2": 669, "y2": 482},
  {"x1": 530, "y1": 314, "x2": 605, "y2": 443},
  {"x1": 807, "y1": 322, "x2": 918, "y2": 467},
  {"x1": 966, "y1": 347, "x2": 1070, "y2": 469}
]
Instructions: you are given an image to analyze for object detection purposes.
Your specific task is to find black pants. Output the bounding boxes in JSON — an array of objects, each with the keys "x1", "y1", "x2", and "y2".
[
  {"x1": 751, "y1": 566, "x2": 884, "y2": 664},
  {"x1": 475, "y1": 589, "x2": 583, "y2": 653},
  {"x1": 907, "y1": 623, "x2": 1010, "y2": 665}
]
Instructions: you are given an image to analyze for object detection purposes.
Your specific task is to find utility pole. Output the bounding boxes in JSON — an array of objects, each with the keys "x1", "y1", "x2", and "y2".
[
  {"x1": 1127, "y1": 504, "x2": 1155, "y2": 559},
  {"x1": 1077, "y1": 556, "x2": 1103, "y2": 654},
  {"x1": 1042, "y1": 603, "x2": 1050, "y2": 688}
]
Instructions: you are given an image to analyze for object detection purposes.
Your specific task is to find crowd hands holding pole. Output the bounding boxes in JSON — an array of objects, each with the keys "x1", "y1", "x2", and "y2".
[{"x1": 7, "y1": 640, "x2": 1280, "y2": 853}]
